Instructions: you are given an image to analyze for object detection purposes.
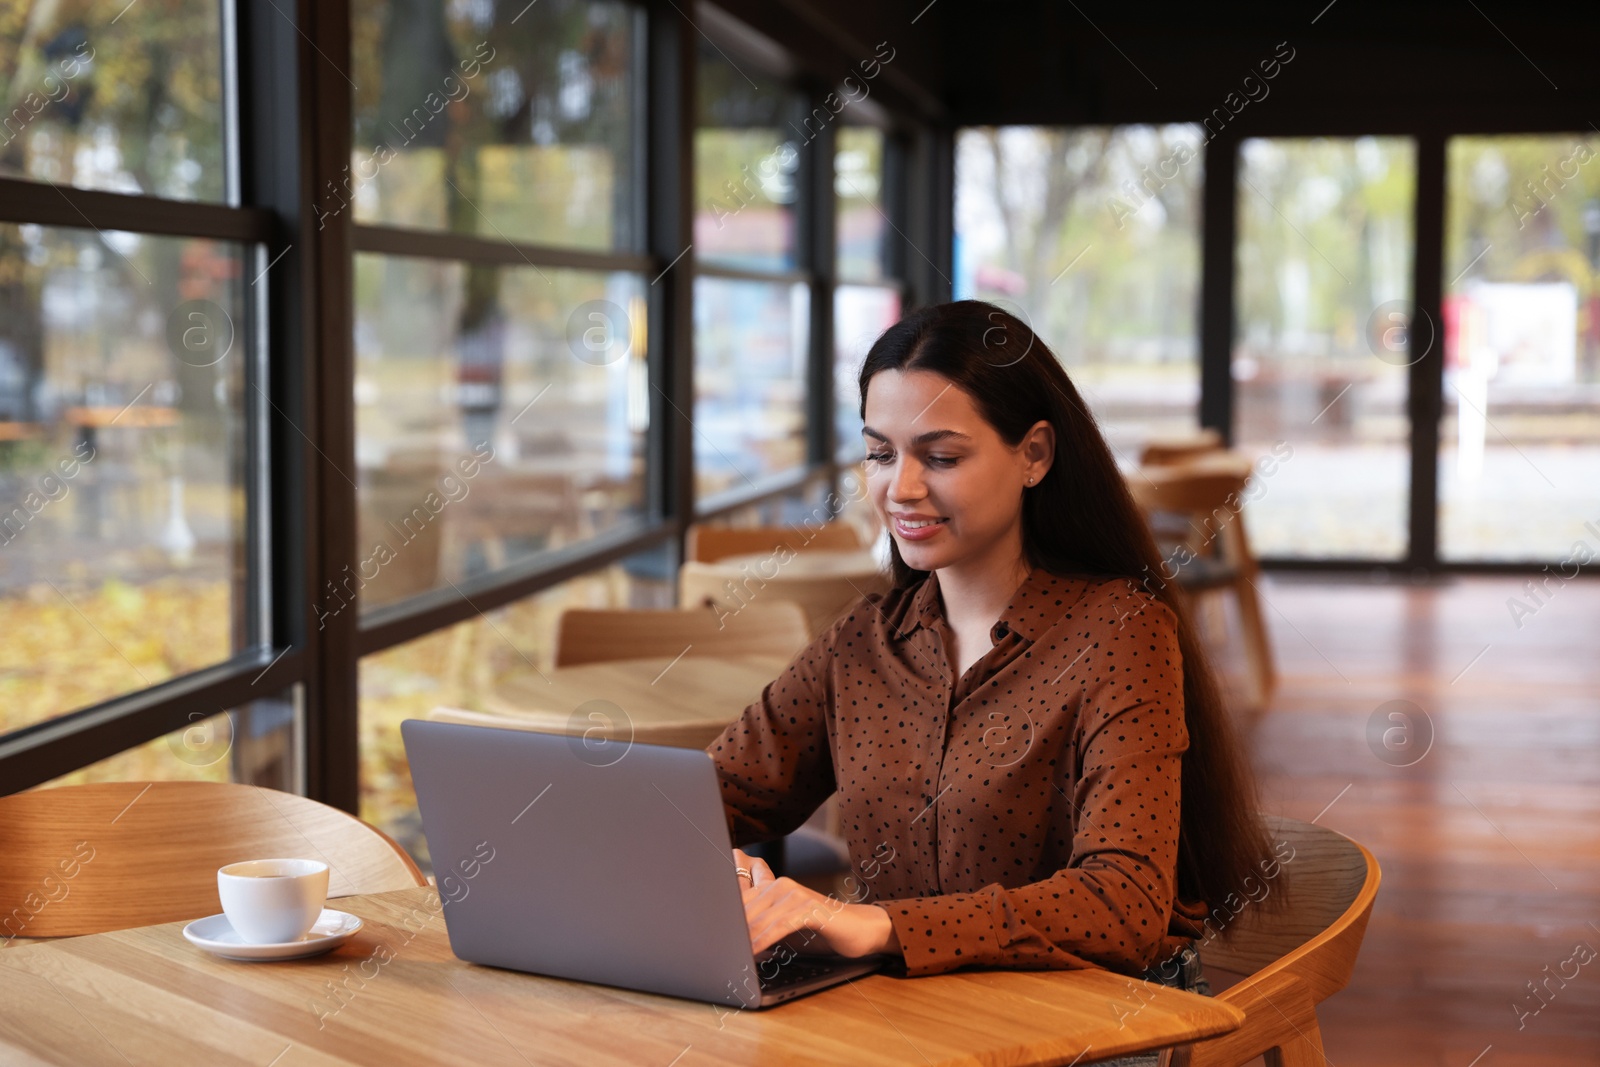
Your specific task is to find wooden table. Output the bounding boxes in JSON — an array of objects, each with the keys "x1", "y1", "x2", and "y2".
[
  {"x1": 0, "y1": 421, "x2": 43, "y2": 443},
  {"x1": 0, "y1": 887, "x2": 1244, "y2": 1066},
  {"x1": 64, "y1": 405, "x2": 180, "y2": 430},
  {"x1": 454, "y1": 653, "x2": 793, "y2": 750}
]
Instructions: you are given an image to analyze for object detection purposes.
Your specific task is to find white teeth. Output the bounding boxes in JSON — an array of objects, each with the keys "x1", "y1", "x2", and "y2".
[{"x1": 900, "y1": 518, "x2": 944, "y2": 529}]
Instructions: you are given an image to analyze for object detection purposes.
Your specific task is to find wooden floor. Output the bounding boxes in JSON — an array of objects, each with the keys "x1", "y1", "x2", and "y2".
[{"x1": 1225, "y1": 572, "x2": 1600, "y2": 1066}]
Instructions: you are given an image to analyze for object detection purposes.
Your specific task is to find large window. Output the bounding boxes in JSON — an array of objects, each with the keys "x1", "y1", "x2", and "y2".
[
  {"x1": 350, "y1": 0, "x2": 651, "y2": 616},
  {"x1": 0, "y1": 228, "x2": 253, "y2": 730},
  {"x1": 352, "y1": 256, "x2": 649, "y2": 609},
  {"x1": 1442, "y1": 135, "x2": 1600, "y2": 562},
  {"x1": 349, "y1": 0, "x2": 656, "y2": 824},
  {"x1": 955, "y1": 125, "x2": 1205, "y2": 460},
  {"x1": 1234, "y1": 137, "x2": 1416, "y2": 561},
  {"x1": 1, "y1": 1, "x2": 278, "y2": 784},
  {"x1": 692, "y1": 46, "x2": 809, "y2": 503}
]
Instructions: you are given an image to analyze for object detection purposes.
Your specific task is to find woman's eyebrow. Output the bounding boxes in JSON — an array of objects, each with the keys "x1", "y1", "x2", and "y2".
[{"x1": 861, "y1": 427, "x2": 974, "y2": 446}]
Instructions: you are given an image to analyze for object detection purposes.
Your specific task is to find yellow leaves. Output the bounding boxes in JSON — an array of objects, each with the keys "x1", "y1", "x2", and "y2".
[{"x1": 0, "y1": 578, "x2": 231, "y2": 734}]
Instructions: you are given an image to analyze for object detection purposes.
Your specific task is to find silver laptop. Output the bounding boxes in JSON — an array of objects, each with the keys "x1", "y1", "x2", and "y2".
[{"x1": 401, "y1": 719, "x2": 885, "y2": 1008}]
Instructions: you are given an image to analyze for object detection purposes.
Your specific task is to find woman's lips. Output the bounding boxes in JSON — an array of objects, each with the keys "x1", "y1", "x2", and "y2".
[{"x1": 892, "y1": 516, "x2": 947, "y2": 541}]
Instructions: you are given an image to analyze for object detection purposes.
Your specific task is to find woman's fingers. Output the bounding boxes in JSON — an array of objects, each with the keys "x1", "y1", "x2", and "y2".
[
  {"x1": 742, "y1": 877, "x2": 848, "y2": 954},
  {"x1": 731, "y1": 847, "x2": 776, "y2": 886}
]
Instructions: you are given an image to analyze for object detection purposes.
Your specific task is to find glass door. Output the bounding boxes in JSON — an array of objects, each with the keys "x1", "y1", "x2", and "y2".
[
  {"x1": 1233, "y1": 136, "x2": 1417, "y2": 561},
  {"x1": 1441, "y1": 135, "x2": 1600, "y2": 562}
]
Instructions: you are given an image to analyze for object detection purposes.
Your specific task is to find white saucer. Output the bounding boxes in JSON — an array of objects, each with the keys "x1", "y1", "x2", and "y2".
[{"x1": 183, "y1": 908, "x2": 363, "y2": 961}]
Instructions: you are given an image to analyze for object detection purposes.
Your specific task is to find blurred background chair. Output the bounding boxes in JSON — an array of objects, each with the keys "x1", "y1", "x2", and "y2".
[
  {"x1": 1173, "y1": 813, "x2": 1380, "y2": 1067},
  {"x1": 552, "y1": 601, "x2": 810, "y2": 667},
  {"x1": 1138, "y1": 427, "x2": 1225, "y2": 468},
  {"x1": 680, "y1": 519, "x2": 889, "y2": 640},
  {"x1": 1127, "y1": 454, "x2": 1275, "y2": 708},
  {"x1": 684, "y1": 519, "x2": 864, "y2": 563},
  {"x1": 0, "y1": 781, "x2": 426, "y2": 940}
]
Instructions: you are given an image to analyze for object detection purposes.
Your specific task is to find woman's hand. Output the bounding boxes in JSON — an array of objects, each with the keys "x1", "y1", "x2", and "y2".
[{"x1": 733, "y1": 848, "x2": 900, "y2": 959}]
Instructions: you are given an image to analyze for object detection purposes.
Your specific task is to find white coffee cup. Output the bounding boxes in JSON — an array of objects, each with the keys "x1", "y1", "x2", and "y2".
[{"x1": 217, "y1": 858, "x2": 330, "y2": 944}]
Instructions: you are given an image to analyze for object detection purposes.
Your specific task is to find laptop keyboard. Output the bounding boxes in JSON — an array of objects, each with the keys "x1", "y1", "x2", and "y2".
[{"x1": 757, "y1": 956, "x2": 845, "y2": 992}]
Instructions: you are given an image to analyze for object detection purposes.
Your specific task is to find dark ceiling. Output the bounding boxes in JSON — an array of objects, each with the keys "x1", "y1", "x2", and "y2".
[{"x1": 717, "y1": 0, "x2": 1599, "y2": 133}]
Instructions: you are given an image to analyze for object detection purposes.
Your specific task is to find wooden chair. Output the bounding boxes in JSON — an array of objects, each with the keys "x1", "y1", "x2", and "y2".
[
  {"x1": 1170, "y1": 814, "x2": 1381, "y2": 1067},
  {"x1": 1139, "y1": 428, "x2": 1225, "y2": 467},
  {"x1": 685, "y1": 520, "x2": 863, "y2": 564},
  {"x1": 1127, "y1": 460, "x2": 1275, "y2": 707},
  {"x1": 552, "y1": 600, "x2": 811, "y2": 668},
  {"x1": 679, "y1": 563, "x2": 888, "y2": 642},
  {"x1": 0, "y1": 781, "x2": 426, "y2": 940}
]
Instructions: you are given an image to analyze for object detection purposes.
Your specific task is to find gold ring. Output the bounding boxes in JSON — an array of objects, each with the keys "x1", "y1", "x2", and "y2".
[{"x1": 735, "y1": 866, "x2": 752, "y2": 882}]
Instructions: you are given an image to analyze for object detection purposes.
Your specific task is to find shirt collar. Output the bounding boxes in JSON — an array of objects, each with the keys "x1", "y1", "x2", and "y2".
[{"x1": 893, "y1": 567, "x2": 1088, "y2": 644}]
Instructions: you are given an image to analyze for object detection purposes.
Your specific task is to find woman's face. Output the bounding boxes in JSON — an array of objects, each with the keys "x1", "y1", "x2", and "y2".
[{"x1": 862, "y1": 369, "x2": 1052, "y2": 577}]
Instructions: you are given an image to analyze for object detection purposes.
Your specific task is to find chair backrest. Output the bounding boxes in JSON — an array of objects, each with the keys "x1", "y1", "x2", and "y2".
[
  {"x1": 685, "y1": 521, "x2": 863, "y2": 564},
  {"x1": 1200, "y1": 814, "x2": 1376, "y2": 994},
  {"x1": 1179, "y1": 814, "x2": 1381, "y2": 1067},
  {"x1": 678, "y1": 564, "x2": 889, "y2": 641},
  {"x1": 1127, "y1": 463, "x2": 1249, "y2": 520},
  {"x1": 1127, "y1": 458, "x2": 1261, "y2": 566},
  {"x1": 1138, "y1": 428, "x2": 1224, "y2": 467},
  {"x1": 552, "y1": 601, "x2": 811, "y2": 667},
  {"x1": 0, "y1": 781, "x2": 427, "y2": 939}
]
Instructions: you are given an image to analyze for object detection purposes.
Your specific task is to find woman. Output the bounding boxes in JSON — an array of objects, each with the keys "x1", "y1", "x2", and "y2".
[{"x1": 708, "y1": 300, "x2": 1272, "y2": 1022}]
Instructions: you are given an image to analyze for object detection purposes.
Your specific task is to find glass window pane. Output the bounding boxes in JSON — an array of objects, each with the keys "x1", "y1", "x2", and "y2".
[
  {"x1": 834, "y1": 284, "x2": 901, "y2": 462},
  {"x1": 354, "y1": 254, "x2": 650, "y2": 612},
  {"x1": 693, "y1": 276, "x2": 809, "y2": 502},
  {"x1": 1441, "y1": 135, "x2": 1600, "y2": 562},
  {"x1": 694, "y1": 48, "x2": 802, "y2": 272},
  {"x1": 0, "y1": 225, "x2": 252, "y2": 735},
  {"x1": 955, "y1": 125, "x2": 1203, "y2": 460},
  {"x1": 837, "y1": 126, "x2": 886, "y2": 282},
  {"x1": 720, "y1": 477, "x2": 829, "y2": 528},
  {"x1": 359, "y1": 545, "x2": 676, "y2": 870},
  {"x1": 0, "y1": 2, "x2": 227, "y2": 201},
  {"x1": 1234, "y1": 136, "x2": 1416, "y2": 560},
  {"x1": 37, "y1": 687, "x2": 303, "y2": 792},
  {"x1": 350, "y1": 0, "x2": 642, "y2": 251}
]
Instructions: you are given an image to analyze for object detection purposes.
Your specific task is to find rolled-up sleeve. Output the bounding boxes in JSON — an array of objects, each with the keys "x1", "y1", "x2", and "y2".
[
  {"x1": 707, "y1": 616, "x2": 846, "y2": 847},
  {"x1": 883, "y1": 594, "x2": 1188, "y2": 977}
]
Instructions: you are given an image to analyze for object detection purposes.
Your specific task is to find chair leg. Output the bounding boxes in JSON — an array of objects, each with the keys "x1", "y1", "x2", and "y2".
[
  {"x1": 1178, "y1": 969, "x2": 1325, "y2": 1067},
  {"x1": 1222, "y1": 519, "x2": 1275, "y2": 708},
  {"x1": 1233, "y1": 573, "x2": 1275, "y2": 708}
]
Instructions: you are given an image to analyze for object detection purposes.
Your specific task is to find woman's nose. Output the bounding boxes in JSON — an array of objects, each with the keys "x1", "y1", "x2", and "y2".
[{"x1": 888, "y1": 458, "x2": 925, "y2": 501}]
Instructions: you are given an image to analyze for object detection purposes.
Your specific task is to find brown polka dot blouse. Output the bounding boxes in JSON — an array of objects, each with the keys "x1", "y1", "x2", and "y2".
[{"x1": 708, "y1": 566, "x2": 1209, "y2": 979}]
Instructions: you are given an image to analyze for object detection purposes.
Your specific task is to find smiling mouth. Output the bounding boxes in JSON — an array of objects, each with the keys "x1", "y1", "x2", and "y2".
[{"x1": 892, "y1": 515, "x2": 949, "y2": 540}]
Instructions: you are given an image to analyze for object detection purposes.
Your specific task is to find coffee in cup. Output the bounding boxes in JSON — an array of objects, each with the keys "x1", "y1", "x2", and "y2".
[{"x1": 217, "y1": 858, "x2": 330, "y2": 944}]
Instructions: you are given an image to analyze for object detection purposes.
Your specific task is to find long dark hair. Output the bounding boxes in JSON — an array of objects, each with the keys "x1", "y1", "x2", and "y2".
[{"x1": 858, "y1": 299, "x2": 1270, "y2": 911}]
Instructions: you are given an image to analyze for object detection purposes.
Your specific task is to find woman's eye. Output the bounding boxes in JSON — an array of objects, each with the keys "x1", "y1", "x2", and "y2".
[
  {"x1": 926, "y1": 455, "x2": 958, "y2": 467},
  {"x1": 865, "y1": 451, "x2": 893, "y2": 464}
]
